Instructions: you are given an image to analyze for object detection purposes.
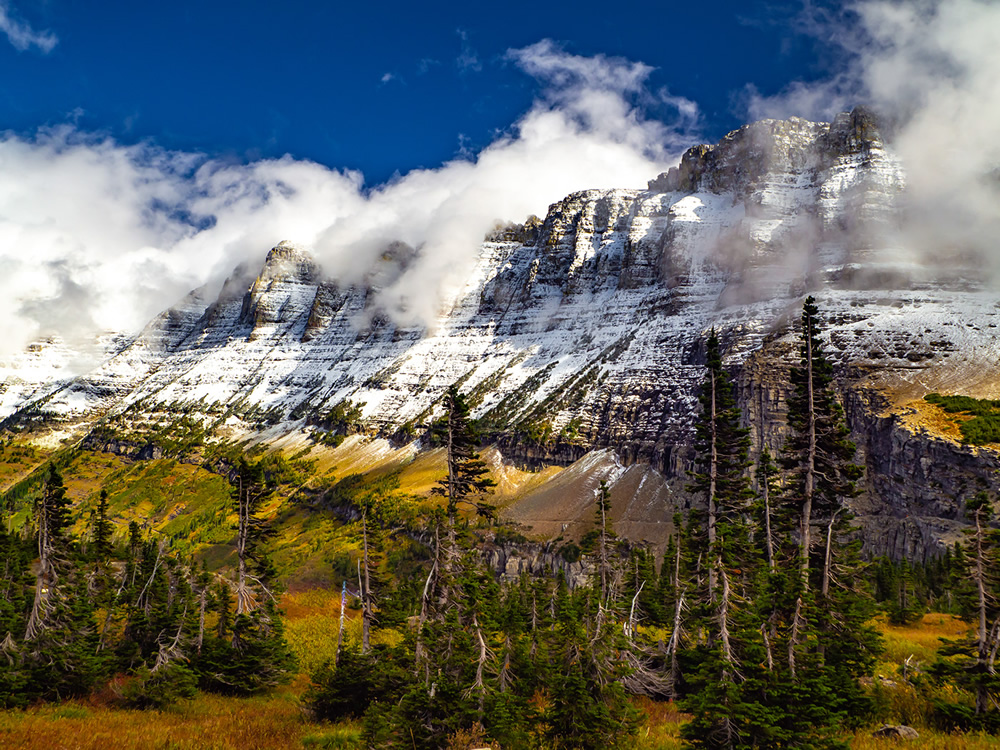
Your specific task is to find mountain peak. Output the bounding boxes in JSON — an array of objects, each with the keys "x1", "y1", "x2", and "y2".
[{"x1": 647, "y1": 108, "x2": 886, "y2": 195}]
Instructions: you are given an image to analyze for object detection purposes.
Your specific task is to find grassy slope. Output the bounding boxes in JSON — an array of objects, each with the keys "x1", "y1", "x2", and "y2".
[
  {"x1": 3, "y1": 610, "x2": 1000, "y2": 749},
  {"x1": 4, "y1": 435, "x2": 1000, "y2": 746}
]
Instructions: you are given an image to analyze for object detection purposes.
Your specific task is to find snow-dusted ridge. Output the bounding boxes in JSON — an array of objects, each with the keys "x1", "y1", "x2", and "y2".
[{"x1": 2, "y1": 108, "x2": 998, "y2": 558}]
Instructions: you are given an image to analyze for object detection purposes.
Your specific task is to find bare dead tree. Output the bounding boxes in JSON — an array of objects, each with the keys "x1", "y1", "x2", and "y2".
[
  {"x1": 821, "y1": 510, "x2": 841, "y2": 598},
  {"x1": 360, "y1": 508, "x2": 373, "y2": 654},
  {"x1": 25, "y1": 467, "x2": 71, "y2": 642},
  {"x1": 151, "y1": 606, "x2": 188, "y2": 675},
  {"x1": 665, "y1": 537, "x2": 686, "y2": 698},
  {"x1": 466, "y1": 614, "x2": 495, "y2": 719}
]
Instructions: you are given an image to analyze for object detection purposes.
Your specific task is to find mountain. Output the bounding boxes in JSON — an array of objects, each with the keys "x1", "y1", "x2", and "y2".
[{"x1": 2, "y1": 107, "x2": 998, "y2": 560}]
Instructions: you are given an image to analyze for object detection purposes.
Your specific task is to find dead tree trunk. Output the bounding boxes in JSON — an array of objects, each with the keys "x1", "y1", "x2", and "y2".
[
  {"x1": 666, "y1": 537, "x2": 685, "y2": 698},
  {"x1": 707, "y1": 372, "x2": 718, "y2": 601},
  {"x1": 821, "y1": 511, "x2": 840, "y2": 598},
  {"x1": 975, "y1": 506, "x2": 990, "y2": 714},
  {"x1": 335, "y1": 580, "x2": 346, "y2": 665},
  {"x1": 718, "y1": 556, "x2": 736, "y2": 680},
  {"x1": 25, "y1": 492, "x2": 53, "y2": 641},
  {"x1": 761, "y1": 466, "x2": 776, "y2": 572},
  {"x1": 801, "y1": 314, "x2": 816, "y2": 590},
  {"x1": 361, "y1": 509, "x2": 372, "y2": 654}
]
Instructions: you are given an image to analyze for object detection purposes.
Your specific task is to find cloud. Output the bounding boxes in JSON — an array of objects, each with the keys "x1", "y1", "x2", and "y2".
[
  {"x1": 0, "y1": 41, "x2": 697, "y2": 359},
  {"x1": 311, "y1": 39, "x2": 698, "y2": 325},
  {"x1": 0, "y1": 127, "x2": 365, "y2": 357},
  {"x1": 508, "y1": 40, "x2": 699, "y2": 152},
  {"x1": 417, "y1": 57, "x2": 440, "y2": 75},
  {"x1": 455, "y1": 28, "x2": 482, "y2": 73},
  {"x1": 0, "y1": 1, "x2": 56, "y2": 53},
  {"x1": 746, "y1": 0, "x2": 1000, "y2": 271}
]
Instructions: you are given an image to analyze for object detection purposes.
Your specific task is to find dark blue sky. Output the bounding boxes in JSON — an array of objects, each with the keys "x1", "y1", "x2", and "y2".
[{"x1": 1, "y1": 0, "x2": 838, "y2": 185}]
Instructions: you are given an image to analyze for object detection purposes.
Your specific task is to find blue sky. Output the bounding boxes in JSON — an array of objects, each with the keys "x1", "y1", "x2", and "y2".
[
  {"x1": 1, "y1": 0, "x2": 833, "y2": 185},
  {"x1": 1, "y1": 0, "x2": 998, "y2": 356}
]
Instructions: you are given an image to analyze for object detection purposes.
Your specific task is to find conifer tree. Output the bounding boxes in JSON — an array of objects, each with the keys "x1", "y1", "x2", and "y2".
[
  {"x1": 756, "y1": 296, "x2": 880, "y2": 744},
  {"x1": 782, "y1": 297, "x2": 862, "y2": 592},
  {"x1": 687, "y1": 330, "x2": 753, "y2": 603},
  {"x1": 932, "y1": 491, "x2": 1000, "y2": 721},
  {"x1": 681, "y1": 332, "x2": 772, "y2": 748},
  {"x1": 431, "y1": 385, "x2": 496, "y2": 557},
  {"x1": 21, "y1": 465, "x2": 106, "y2": 700},
  {"x1": 418, "y1": 385, "x2": 495, "y2": 667},
  {"x1": 198, "y1": 457, "x2": 294, "y2": 694},
  {"x1": 93, "y1": 489, "x2": 114, "y2": 562}
]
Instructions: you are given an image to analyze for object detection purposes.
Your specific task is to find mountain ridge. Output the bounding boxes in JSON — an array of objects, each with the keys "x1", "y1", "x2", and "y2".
[{"x1": 2, "y1": 107, "x2": 998, "y2": 559}]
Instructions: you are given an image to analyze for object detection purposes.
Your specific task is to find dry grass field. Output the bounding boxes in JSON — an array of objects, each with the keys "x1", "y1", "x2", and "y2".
[{"x1": 1, "y1": 595, "x2": 998, "y2": 749}]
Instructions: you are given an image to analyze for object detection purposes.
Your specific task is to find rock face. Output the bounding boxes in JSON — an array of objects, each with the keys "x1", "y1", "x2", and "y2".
[{"x1": 2, "y1": 109, "x2": 999, "y2": 559}]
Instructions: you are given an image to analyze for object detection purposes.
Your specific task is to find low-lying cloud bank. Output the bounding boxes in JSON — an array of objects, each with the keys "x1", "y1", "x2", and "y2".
[
  {"x1": 749, "y1": 0, "x2": 1000, "y2": 270},
  {"x1": 0, "y1": 41, "x2": 693, "y2": 358}
]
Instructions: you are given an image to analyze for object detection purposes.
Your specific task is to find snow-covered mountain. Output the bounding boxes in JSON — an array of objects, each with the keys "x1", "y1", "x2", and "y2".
[{"x1": 3, "y1": 108, "x2": 998, "y2": 558}]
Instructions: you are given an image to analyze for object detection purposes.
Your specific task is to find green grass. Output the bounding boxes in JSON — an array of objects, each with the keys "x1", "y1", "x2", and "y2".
[{"x1": 924, "y1": 393, "x2": 1000, "y2": 445}]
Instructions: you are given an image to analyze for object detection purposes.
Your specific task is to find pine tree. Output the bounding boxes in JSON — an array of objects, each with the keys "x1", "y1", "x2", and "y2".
[
  {"x1": 0, "y1": 522, "x2": 32, "y2": 707},
  {"x1": 92, "y1": 489, "x2": 114, "y2": 562},
  {"x1": 756, "y1": 297, "x2": 881, "y2": 744},
  {"x1": 931, "y1": 491, "x2": 1000, "y2": 722},
  {"x1": 687, "y1": 331, "x2": 753, "y2": 599},
  {"x1": 681, "y1": 332, "x2": 776, "y2": 748},
  {"x1": 417, "y1": 386, "x2": 495, "y2": 669},
  {"x1": 782, "y1": 297, "x2": 862, "y2": 592},
  {"x1": 21, "y1": 465, "x2": 106, "y2": 700},
  {"x1": 198, "y1": 456, "x2": 294, "y2": 694},
  {"x1": 430, "y1": 385, "x2": 496, "y2": 550}
]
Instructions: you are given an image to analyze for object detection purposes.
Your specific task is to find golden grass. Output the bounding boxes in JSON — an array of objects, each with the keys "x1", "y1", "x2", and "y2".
[
  {"x1": 850, "y1": 730, "x2": 1000, "y2": 748},
  {"x1": 877, "y1": 612, "x2": 971, "y2": 667},
  {"x1": 0, "y1": 689, "x2": 335, "y2": 750},
  {"x1": 633, "y1": 697, "x2": 687, "y2": 749},
  {"x1": 281, "y1": 590, "x2": 402, "y2": 675}
]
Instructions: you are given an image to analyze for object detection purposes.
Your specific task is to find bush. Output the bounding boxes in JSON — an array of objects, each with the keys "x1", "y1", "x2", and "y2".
[
  {"x1": 306, "y1": 645, "x2": 407, "y2": 722},
  {"x1": 116, "y1": 663, "x2": 197, "y2": 709}
]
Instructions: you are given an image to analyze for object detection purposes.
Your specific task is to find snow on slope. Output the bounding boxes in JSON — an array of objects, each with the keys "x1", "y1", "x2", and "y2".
[{"x1": 2, "y1": 108, "x2": 997, "y2": 476}]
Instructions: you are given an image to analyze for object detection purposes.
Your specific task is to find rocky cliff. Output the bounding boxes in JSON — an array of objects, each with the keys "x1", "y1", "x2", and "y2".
[{"x1": 2, "y1": 108, "x2": 997, "y2": 559}]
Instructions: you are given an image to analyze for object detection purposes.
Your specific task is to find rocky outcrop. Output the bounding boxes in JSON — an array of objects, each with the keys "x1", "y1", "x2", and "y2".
[
  {"x1": 872, "y1": 725, "x2": 919, "y2": 740},
  {"x1": 483, "y1": 543, "x2": 594, "y2": 589}
]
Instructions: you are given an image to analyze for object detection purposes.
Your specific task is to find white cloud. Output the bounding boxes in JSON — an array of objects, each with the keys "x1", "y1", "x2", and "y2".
[
  {"x1": 746, "y1": 0, "x2": 1000, "y2": 270},
  {"x1": 0, "y1": 1, "x2": 56, "y2": 53},
  {"x1": 0, "y1": 41, "x2": 696, "y2": 359},
  {"x1": 455, "y1": 28, "x2": 482, "y2": 73}
]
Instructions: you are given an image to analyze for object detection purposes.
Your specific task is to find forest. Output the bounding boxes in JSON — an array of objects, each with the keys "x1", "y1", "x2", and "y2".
[{"x1": 2, "y1": 296, "x2": 1000, "y2": 750}]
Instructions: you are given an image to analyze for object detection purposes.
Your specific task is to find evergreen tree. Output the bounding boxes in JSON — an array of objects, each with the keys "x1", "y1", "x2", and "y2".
[
  {"x1": 430, "y1": 385, "x2": 496, "y2": 545},
  {"x1": 681, "y1": 332, "x2": 774, "y2": 748},
  {"x1": 0, "y1": 522, "x2": 32, "y2": 707},
  {"x1": 199, "y1": 456, "x2": 294, "y2": 694},
  {"x1": 930, "y1": 491, "x2": 1000, "y2": 723},
  {"x1": 755, "y1": 297, "x2": 880, "y2": 745},
  {"x1": 20, "y1": 465, "x2": 106, "y2": 701},
  {"x1": 417, "y1": 386, "x2": 495, "y2": 671},
  {"x1": 92, "y1": 489, "x2": 114, "y2": 562},
  {"x1": 782, "y1": 297, "x2": 862, "y2": 592},
  {"x1": 687, "y1": 331, "x2": 753, "y2": 600}
]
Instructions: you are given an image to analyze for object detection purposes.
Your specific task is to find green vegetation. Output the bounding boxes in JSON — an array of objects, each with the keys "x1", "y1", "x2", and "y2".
[
  {"x1": 924, "y1": 393, "x2": 1000, "y2": 445},
  {"x1": 7, "y1": 300, "x2": 1000, "y2": 746}
]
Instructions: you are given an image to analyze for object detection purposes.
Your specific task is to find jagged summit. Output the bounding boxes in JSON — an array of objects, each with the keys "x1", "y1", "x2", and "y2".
[
  {"x1": 648, "y1": 107, "x2": 885, "y2": 194},
  {"x1": 2, "y1": 111, "x2": 998, "y2": 558}
]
